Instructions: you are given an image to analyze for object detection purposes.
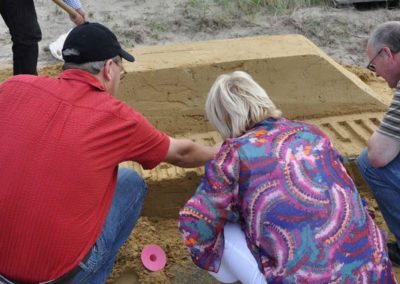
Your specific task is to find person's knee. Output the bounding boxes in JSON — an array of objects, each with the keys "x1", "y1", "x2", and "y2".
[
  {"x1": 118, "y1": 168, "x2": 147, "y2": 206},
  {"x1": 131, "y1": 171, "x2": 147, "y2": 203}
]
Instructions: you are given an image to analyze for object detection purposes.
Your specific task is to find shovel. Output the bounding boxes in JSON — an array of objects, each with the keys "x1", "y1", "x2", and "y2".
[
  {"x1": 48, "y1": 0, "x2": 80, "y2": 61},
  {"x1": 52, "y1": 0, "x2": 80, "y2": 19}
]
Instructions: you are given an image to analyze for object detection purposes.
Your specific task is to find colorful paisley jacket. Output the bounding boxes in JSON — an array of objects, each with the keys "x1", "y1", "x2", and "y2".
[{"x1": 179, "y1": 118, "x2": 396, "y2": 284}]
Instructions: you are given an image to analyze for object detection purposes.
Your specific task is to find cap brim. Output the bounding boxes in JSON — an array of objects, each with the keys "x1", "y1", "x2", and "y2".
[{"x1": 120, "y1": 49, "x2": 135, "y2": 62}]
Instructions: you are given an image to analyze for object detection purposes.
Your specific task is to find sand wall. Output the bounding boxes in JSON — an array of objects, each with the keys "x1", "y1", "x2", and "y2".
[
  {"x1": 118, "y1": 35, "x2": 387, "y2": 217},
  {"x1": 118, "y1": 35, "x2": 386, "y2": 135}
]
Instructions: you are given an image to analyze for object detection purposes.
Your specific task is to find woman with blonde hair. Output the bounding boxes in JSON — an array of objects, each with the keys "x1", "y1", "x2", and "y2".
[{"x1": 179, "y1": 71, "x2": 396, "y2": 283}]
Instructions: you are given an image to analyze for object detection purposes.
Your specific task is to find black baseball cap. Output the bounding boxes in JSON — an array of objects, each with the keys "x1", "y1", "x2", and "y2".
[{"x1": 62, "y1": 22, "x2": 135, "y2": 64}]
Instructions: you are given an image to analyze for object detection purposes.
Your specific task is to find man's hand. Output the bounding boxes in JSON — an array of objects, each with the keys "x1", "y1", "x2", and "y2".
[{"x1": 70, "y1": 8, "x2": 86, "y2": 25}]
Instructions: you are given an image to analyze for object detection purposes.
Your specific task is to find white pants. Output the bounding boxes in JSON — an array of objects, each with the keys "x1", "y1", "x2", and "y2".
[{"x1": 209, "y1": 223, "x2": 267, "y2": 284}]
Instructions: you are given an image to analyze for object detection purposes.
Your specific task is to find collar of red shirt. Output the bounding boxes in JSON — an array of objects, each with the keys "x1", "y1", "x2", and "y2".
[{"x1": 58, "y1": 69, "x2": 106, "y2": 92}]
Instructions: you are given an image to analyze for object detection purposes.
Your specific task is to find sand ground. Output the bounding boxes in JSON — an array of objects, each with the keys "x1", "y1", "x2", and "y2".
[{"x1": 1, "y1": 0, "x2": 400, "y2": 283}]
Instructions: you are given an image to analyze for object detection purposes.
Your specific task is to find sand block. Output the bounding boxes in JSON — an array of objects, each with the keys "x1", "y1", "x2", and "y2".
[
  {"x1": 117, "y1": 35, "x2": 388, "y2": 217},
  {"x1": 118, "y1": 35, "x2": 387, "y2": 135}
]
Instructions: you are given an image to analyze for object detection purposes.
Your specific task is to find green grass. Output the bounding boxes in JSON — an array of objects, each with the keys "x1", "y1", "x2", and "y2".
[
  {"x1": 191, "y1": 0, "x2": 334, "y2": 15},
  {"x1": 184, "y1": 0, "x2": 335, "y2": 33},
  {"x1": 149, "y1": 21, "x2": 170, "y2": 40},
  {"x1": 242, "y1": 0, "x2": 334, "y2": 12}
]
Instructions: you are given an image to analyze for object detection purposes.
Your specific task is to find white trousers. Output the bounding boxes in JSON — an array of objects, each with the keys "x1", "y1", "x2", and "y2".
[{"x1": 209, "y1": 223, "x2": 268, "y2": 284}]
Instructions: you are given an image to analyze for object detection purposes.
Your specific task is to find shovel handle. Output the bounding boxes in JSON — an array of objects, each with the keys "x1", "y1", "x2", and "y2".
[{"x1": 52, "y1": 0, "x2": 80, "y2": 19}]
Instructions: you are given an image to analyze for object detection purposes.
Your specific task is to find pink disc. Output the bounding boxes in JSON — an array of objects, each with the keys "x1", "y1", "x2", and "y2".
[{"x1": 140, "y1": 244, "x2": 167, "y2": 272}]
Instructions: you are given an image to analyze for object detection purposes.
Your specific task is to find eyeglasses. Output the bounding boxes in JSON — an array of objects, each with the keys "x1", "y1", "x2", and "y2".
[
  {"x1": 111, "y1": 57, "x2": 127, "y2": 80},
  {"x1": 366, "y1": 48, "x2": 383, "y2": 72},
  {"x1": 119, "y1": 64, "x2": 127, "y2": 80}
]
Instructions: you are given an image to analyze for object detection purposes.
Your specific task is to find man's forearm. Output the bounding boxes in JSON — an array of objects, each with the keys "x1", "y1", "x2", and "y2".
[
  {"x1": 165, "y1": 138, "x2": 219, "y2": 168},
  {"x1": 174, "y1": 142, "x2": 217, "y2": 168}
]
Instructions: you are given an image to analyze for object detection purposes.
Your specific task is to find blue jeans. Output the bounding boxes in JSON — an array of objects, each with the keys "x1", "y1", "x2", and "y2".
[
  {"x1": 71, "y1": 167, "x2": 147, "y2": 283},
  {"x1": 357, "y1": 148, "x2": 400, "y2": 248}
]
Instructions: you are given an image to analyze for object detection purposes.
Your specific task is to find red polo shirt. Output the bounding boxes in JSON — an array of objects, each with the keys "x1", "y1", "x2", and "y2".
[{"x1": 0, "y1": 70, "x2": 169, "y2": 282}]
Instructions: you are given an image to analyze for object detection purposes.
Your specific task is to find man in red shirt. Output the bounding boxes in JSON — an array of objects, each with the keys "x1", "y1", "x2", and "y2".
[{"x1": 0, "y1": 22, "x2": 218, "y2": 284}]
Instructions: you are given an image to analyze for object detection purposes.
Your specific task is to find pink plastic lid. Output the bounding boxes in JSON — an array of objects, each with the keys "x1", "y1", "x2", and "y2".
[{"x1": 140, "y1": 244, "x2": 167, "y2": 272}]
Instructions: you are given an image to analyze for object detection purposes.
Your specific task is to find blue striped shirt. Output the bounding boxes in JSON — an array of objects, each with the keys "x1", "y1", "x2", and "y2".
[{"x1": 377, "y1": 86, "x2": 400, "y2": 140}]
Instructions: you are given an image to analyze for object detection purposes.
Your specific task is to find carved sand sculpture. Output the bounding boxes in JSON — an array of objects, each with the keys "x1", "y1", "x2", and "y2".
[
  {"x1": 110, "y1": 35, "x2": 400, "y2": 283},
  {"x1": 118, "y1": 34, "x2": 388, "y2": 218}
]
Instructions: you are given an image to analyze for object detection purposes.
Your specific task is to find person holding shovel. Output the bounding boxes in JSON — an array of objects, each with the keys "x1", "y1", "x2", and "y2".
[
  {"x1": 0, "y1": 22, "x2": 218, "y2": 283},
  {"x1": 0, "y1": 0, "x2": 86, "y2": 76}
]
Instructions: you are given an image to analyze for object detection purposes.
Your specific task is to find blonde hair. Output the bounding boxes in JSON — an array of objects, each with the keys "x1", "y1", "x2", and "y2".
[{"x1": 206, "y1": 71, "x2": 282, "y2": 139}]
